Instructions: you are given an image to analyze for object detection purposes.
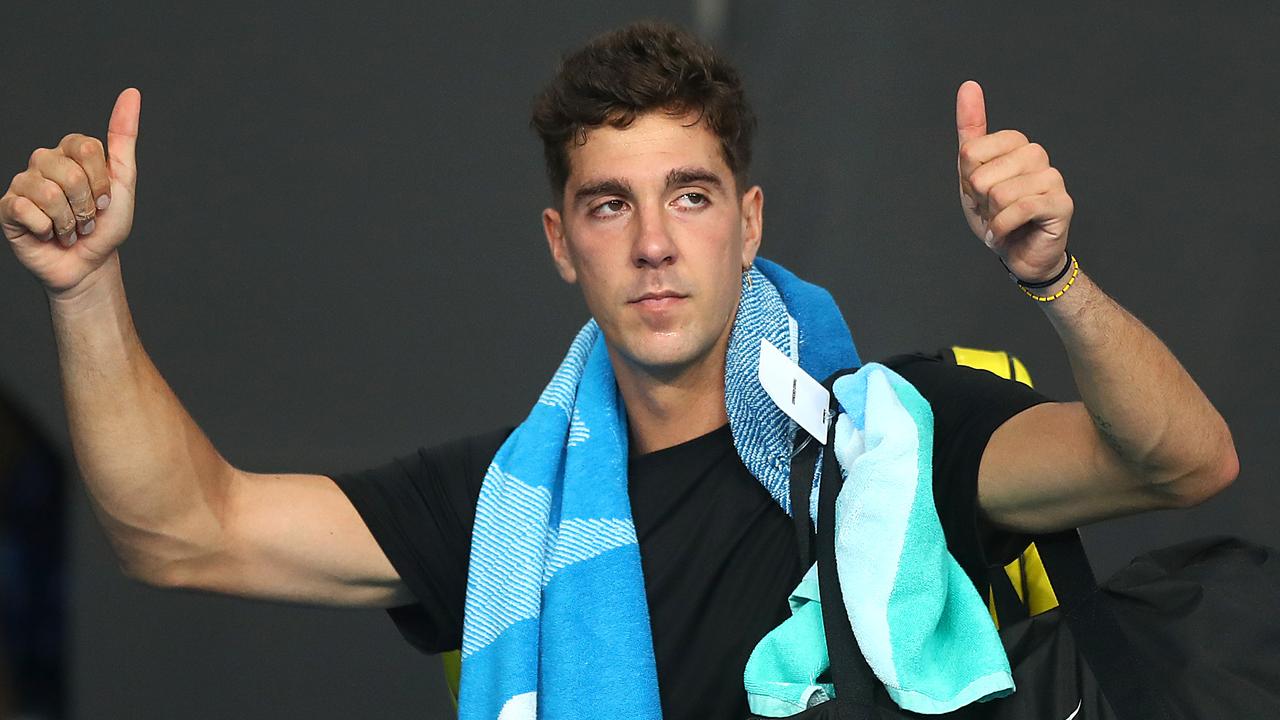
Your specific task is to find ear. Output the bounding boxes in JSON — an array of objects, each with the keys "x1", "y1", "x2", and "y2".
[
  {"x1": 543, "y1": 206, "x2": 578, "y2": 284},
  {"x1": 739, "y1": 185, "x2": 763, "y2": 269}
]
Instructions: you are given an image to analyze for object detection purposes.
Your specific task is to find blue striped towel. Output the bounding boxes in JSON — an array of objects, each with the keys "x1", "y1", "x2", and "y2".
[{"x1": 457, "y1": 258, "x2": 857, "y2": 719}]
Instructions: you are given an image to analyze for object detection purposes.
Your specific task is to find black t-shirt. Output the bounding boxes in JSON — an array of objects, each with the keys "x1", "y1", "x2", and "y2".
[{"x1": 330, "y1": 352, "x2": 1050, "y2": 719}]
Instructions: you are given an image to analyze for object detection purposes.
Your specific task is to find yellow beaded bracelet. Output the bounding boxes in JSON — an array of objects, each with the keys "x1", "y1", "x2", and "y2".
[{"x1": 1019, "y1": 255, "x2": 1080, "y2": 302}]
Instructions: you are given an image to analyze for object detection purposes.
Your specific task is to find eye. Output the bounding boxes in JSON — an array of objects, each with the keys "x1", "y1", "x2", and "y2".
[
  {"x1": 590, "y1": 199, "x2": 628, "y2": 218},
  {"x1": 674, "y1": 192, "x2": 709, "y2": 209}
]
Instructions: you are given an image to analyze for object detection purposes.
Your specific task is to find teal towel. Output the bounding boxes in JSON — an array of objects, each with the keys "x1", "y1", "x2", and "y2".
[
  {"x1": 831, "y1": 364, "x2": 1014, "y2": 713},
  {"x1": 743, "y1": 564, "x2": 835, "y2": 715},
  {"x1": 745, "y1": 364, "x2": 1012, "y2": 716}
]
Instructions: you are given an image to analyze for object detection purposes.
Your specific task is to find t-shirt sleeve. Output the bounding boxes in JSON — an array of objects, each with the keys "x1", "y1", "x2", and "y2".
[
  {"x1": 328, "y1": 426, "x2": 513, "y2": 654},
  {"x1": 881, "y1": 351, "x2": 1054, "y2": 591}
]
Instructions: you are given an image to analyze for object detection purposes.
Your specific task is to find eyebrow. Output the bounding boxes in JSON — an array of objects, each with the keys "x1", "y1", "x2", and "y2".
[
  {"x1": 665, "y1": 166, "x2": 724, "y2": 190},
  {"x1": 571, "y1": 166, "x2": 726, "y2": 208},
  {"x1": 573, "y1": 178, "x2": 633, "y2": 206}
]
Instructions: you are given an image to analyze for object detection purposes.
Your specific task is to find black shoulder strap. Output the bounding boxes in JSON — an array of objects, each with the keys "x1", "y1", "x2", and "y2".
[
  {"x1": 1033, "y1": 531, "x2": 1173, "y2": 720},
  {"x1": 789, "y1": 432, "x2": 821, "y2": 569},
  {"x1": 811, "y1": 373, "x2": 877, "y2": 719}
]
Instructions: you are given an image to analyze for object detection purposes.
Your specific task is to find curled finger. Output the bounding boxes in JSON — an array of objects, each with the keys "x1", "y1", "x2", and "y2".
[
  {"x1": 37, "y1": 152, "x2": 98, "y2": 235},
  {"x1": 59, "y1": 133, "x2": 111, "y2": 212},
  {"x1": 13, "y1": 172, "x2": 77, "y2": 246},
  {"x1": 968, "y1": 142, "x2": 1052, "y2": 207},
  {"x1": 987, "y1": 167, "x2": 1064, "y2": 217},
  {"x1": 1, "y1": 194, "x2": 56, "y2": 242}
]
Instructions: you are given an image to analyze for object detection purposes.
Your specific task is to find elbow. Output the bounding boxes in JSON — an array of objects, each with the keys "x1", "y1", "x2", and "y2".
[
  {"x1": 1199, "y1": 438, "x2": 1240, "y2": 503},
  {"x1": 117, "y1": 552, "x2": 178, "y2": 589},
  {"x1": 119, "y1": 552, "x2": 222, "y2": 592},
  {"x1": 110, "y1": 527, "x2": 223, "y2": 591},
  {"x1": 1165, "y1": 424, "x2": 1239, "y2": 509}
]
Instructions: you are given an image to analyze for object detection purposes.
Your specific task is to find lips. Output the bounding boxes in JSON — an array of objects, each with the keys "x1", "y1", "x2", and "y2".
[
  {"x1": 627, "y1": 289, "x2": 680, "y2": 301},
  {"x1": 630, "y1": 290, "x2": 688, "y2": 311}
]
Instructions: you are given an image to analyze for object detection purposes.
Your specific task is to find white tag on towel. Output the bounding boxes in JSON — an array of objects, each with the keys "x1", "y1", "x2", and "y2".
[{"x1": 758, "y1": 338, "x2": 831, "y2": 444}]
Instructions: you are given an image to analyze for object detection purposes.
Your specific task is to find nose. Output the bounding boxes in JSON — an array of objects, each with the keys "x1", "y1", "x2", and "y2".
[{"x1": 632, "y1": 205, "x2": 677, "y2": 269}]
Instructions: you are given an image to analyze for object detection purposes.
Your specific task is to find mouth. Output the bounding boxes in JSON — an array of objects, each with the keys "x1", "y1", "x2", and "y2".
[{"x1": 629, "y1": 290, "x2": 688, "y2": 311}]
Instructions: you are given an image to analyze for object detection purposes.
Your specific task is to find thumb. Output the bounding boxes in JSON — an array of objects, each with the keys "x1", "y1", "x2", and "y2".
[
  {"x1": 955, "y1": 79, "x2": 987, "y2": 148},
  {"x1": 106, "y1": 88, "x2": 141, "y2": 184}
]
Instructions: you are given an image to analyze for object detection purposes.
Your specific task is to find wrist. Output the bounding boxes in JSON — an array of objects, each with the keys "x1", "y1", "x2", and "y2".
[
  {"x1": 45, "y1": 252, "x2": 125, "y2": 314},
  {"x1": 1018, "y1": 253, "x2": 1080, "y2": 303},
  {"x1": 1001, "y1": 249, "x2": 1070, "y2": 287}
]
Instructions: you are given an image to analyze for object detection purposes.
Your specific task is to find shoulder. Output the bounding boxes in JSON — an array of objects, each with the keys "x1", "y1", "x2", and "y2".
[
  {"x1": 330, "y1": 425, "x2": 515, "y2": 524},
  {"x1": 336, "y1": 427, "x2": 512, "y2": 485},
  {"x1": 414, "y1": 426, "x2": 515, "y2": 491},
  {"x1": 870, "y1": 350, "x2": 1052, "y2": 579},
  {"x1": 325, "y1": 426, "x2": 516, "y2": 653},
  {"x1": 877, "y1": 349, "x2": 1050, "y2": 420}
]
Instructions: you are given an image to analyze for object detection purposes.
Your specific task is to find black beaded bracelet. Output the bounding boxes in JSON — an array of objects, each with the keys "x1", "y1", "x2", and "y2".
[{"x1": 999, "y1": 248, "x2": 1072, "y2": 289}]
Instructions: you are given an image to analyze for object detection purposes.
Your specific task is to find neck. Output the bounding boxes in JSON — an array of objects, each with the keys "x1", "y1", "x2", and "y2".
[{"x1": 611, "y1": 347, "x2": 730, "y2": 456}]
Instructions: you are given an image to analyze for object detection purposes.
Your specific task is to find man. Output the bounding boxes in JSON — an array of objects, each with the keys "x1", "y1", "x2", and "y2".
[{"x1": 0, "y1": 20, "x2": 1236, "y2": 720}]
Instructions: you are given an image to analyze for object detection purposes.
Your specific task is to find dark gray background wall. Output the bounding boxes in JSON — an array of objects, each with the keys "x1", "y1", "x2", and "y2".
[{"x1": 2, "y1": 2, "x2": 1276, "y2": 718}]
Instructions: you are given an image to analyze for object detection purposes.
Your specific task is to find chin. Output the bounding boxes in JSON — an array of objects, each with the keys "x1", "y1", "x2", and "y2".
[{"x1": 620, "y1": 333, "x2": 716, "y2": 377}]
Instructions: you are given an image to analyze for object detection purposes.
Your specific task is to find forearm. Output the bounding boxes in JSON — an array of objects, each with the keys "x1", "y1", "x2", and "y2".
[
  {"x1": 1038, "y1": 267, "x2": 1237, "y2": 498},
  {"x1": 47, "y1": 251, "x2": 232, "y2": 580}
]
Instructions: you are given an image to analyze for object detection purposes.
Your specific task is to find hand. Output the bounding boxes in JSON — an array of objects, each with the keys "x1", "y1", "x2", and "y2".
[
  {"x1": 1, "y1": 88, "x2": 141, "y2": 297},
  {"x1": 955, "y1": 80, "x2": 1073, "y2": 283}
]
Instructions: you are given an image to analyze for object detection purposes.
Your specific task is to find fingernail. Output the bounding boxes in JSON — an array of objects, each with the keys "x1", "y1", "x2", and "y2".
[
  {"x1": 984, "y1": 229, "x2": 994, "y2": 247},
  {"x1": 83, "y1": 219, "x2": 95, "y2": 235},
  {"x1": 66, "y1": 232, "x2": 78, "y2": 247},
  {"x1": 96, "y1": 195, "x2": 110, "y2": 210}
]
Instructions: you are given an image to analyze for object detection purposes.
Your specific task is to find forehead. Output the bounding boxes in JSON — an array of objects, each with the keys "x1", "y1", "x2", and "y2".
[{"x1": 565, "y1": 111, "x2": 730, "y2": 187}]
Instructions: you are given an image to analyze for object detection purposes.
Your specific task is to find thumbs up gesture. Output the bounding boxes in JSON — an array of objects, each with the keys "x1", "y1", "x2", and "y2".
[
  {"x1": 956, "y1": 81, "x2": 1073, "y2": 284},
  {"x1": 1, "y1": 88, "x2": 141, "y2": 297}
]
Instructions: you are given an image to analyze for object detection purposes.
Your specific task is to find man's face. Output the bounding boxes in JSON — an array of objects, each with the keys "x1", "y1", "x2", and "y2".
[{"x1": 542, "y1": 111, "x2": 763, "y2": 380}]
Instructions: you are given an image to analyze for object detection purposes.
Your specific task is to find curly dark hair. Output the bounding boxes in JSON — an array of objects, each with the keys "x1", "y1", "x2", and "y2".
[{"x1": 531, "y1": 21, "x2": 757, "y2": 204}]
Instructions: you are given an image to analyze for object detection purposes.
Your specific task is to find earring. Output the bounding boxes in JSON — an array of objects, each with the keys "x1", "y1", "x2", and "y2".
[{"x1": 744, "y1": 265, "x2": 754, "y2": 290}]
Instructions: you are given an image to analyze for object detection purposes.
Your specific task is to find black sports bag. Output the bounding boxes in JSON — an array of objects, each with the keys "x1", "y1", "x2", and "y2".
[{"x1": 750, "y1": 371, "x2": 1280, "y2": 720}]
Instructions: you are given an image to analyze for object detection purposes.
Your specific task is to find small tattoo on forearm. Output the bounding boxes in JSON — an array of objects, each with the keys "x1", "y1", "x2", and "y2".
[{"x1": 1090, "y1": 410, "x2": 1126, "y2": 456}]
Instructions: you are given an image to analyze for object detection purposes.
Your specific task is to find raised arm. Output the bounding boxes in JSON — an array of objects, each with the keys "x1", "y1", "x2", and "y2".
[
  {"x1": 953, "y1": 80, "x2": 1238, "y2": 533},
  {"x1": 2, "y1": 89, "x2": 410, "y2": 607}
]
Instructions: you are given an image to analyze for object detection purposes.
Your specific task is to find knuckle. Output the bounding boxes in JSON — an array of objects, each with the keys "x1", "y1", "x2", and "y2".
[
  {"x1": 958, "y1": 143, "x2": 977, "y2": 164},
  {"x1": 5, "y1": 195, "x2": 27, "y2": 217},
  {"x1": 1028, "y1": 142, "x2": 1048, "y2": 162},
  {"x1": 1045, "y1": 166, "x2": 1064, "y2": 185},
  {"x1": 39, "y1": 184, "x2": 62, "y2": 206},
  {"x1": 988, "y1": 185, "x2": 1011, "y2": 210},
  {"x1": 29, "y1": 147, "x2": 51, "y2": 166},
  {"x1": 970, "y1": 171, "x2": 990, "y2": 196},
  {"x1": 15, "y1": 171, "x2": 43, "y2": 195},
  {"x1": 65, "y1": 169, "x2": 91, "y2": 200}
]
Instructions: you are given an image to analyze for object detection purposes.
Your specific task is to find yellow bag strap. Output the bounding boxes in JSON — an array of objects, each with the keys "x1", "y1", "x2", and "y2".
[
  {"x1": 442, "y1": 649, "x2": 461, "y2": 707},
  {"x1": 949, "y1": 346, "x2": 1034, "y2": 387},
  {"x1": 948, "y1": 346, "x2": 1060, "y2": 626}
]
